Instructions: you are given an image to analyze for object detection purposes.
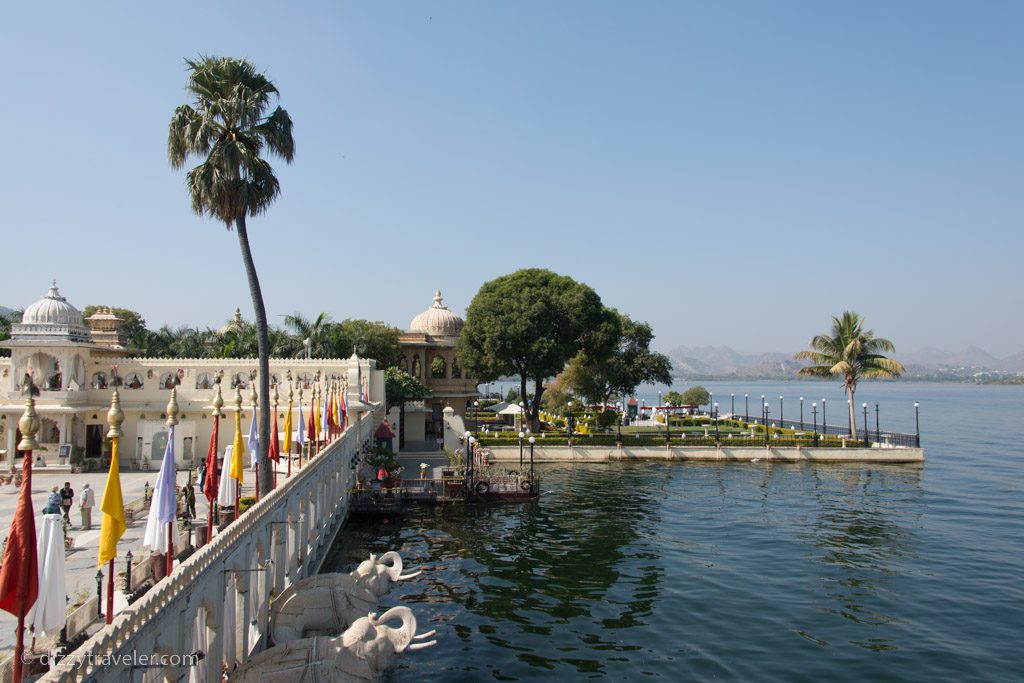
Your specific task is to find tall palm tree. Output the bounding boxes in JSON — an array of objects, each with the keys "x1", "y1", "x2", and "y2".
[
  {"x1": 168, "y1": 56, "x2": 294, "y2": 495},
  {"x1": 795, "y1": 311, "x2": 904, "y2": 441}
]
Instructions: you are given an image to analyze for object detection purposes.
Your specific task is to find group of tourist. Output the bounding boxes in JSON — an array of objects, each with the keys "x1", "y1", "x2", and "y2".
[{"x1": 43, "y1": 481, "x2": 95, "y2": 529}]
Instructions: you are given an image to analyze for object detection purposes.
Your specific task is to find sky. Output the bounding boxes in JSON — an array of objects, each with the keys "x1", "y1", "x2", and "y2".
[{"x1": 2, "y1": 1, "x2": 1022, "y2": 357}]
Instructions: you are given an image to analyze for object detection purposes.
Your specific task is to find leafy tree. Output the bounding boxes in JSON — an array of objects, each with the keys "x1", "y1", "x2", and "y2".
[
  {"x1": 0, "y1": 311, "x2": 15, "y2": 357},
  {"x1": 505, "y1": 387, "x2": 521, "y2": 403},
  {"x1": 562, "y1": 311, "x2": 672, "y2": 409},
  {"x1": 795, "y1": 311, "x2": 904, "y2": 440},
  {"x1": 82, "y1": 305, "x2": 149, "y2": 348},
  {"x1": 663, "y1": 390, "x2": 685, "y2": 406},
  {"x1": 384, "y1": 367, "x2": 431, "y2": 449},
  {"x1": 681, "y1": 386, "x2": 710, "y2": 407},
  {"x1": 330, "y1": 319, "x2": 402, "y2": 368},
  {"x1": 457, "y1": 269, "x2": 612, "y2": 429},
  {"x1": 168, "y1": 55, "x2": 295, "y2": 494}
]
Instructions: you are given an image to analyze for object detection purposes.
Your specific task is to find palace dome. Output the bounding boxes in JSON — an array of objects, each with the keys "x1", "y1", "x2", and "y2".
[
  {"x1": 13, "y1": 282, "x2": 92, "y2": 343},
  {"x1": 409, "y1": 290, "x2": 464, "y2": 338},
  {"x1": 22, "y1": 283, "x2": 84, "y2": 327}
]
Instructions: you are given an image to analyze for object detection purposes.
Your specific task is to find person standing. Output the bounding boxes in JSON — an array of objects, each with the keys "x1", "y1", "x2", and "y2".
[
  {"x1": 60, "y1": 481, "x2": 75, "y2": 525},
  {"x1": 182, "y1": 481, "x2": 197, "y2": 519},
  {"x1": 197, "y1": 461, "x2": 207, "y2": 490},
  {"x1": 79, "y1": 482, "x2": 95, "y2": 530},
  {"x1": 44, "y1": 486, "x2": 62, "y2": 515}
]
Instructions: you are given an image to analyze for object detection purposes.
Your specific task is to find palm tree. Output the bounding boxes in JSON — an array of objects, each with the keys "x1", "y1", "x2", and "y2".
[
  {"x1": 168, "y1": 56, "x2": 294, "y2": 495},
  {"x1": 284, "y1": 312, "x2": 334, "y2": 358},
  {"x1": 795, "y1": 311, "x2": 905, "y2": 441}
]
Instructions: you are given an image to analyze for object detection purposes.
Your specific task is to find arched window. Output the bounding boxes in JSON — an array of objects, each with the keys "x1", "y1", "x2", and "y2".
[
  {"x1": 124, "y1": 372, "x2": 144, "y2": 389},
  {"x1": 431, "y1": 356, "x2": 447, "y2": 379},
  {"x1": 196, "y1": 373, "x2": 213, "y2": 390},
  {"x1": 91, "y1": 372, "x2": 108, "y2": 389},
  {"x1": 451, "y1": 356, "x2": 462, "y2": 379}
]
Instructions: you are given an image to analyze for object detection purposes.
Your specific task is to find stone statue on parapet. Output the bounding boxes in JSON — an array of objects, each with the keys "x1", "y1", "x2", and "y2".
[
  {"x1": 232, "y1": 606, "x2": 436, "y2": 683},
  {"x1": 270, "y1": 551, "x2": 423, "y2": 645}
]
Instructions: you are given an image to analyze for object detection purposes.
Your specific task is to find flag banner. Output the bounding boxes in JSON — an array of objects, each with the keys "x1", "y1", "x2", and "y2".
[
  {"x1": 97, "y1": 438, "x2": 126, "y2": 566},
  {"x1": 230, "y1": 407, "x2": 245, "y2": 484},
  {"x1": 218, "y1": 446, "x2": 236, "y2": 507},
  {"x1": 282, "y1": 400, "x2": 293, "y2": 453},
  {"x1": 270, "y1": 408, "x2": 280, "y2": 463},
  {"x1": 31, "y1": 513, "x2": 66, "y2": 636},
  {"x1": 298, "y1": 403, "x2": 306, "y2": 445},
  {"x1": 204, "y1": 417, "x2": 219, "y2": 503},
  {"x1": 0, "y1": 453, "x2": 38, "y2": 617},
  {"x1": 321, "y1": 390, "x2": 330, "y2": 439},
  {"x1": 248, "y1": 407, "x2": 259, "y2": 469},
  {"x1": 143, "y1": 425, "x2": 177, "y2": 551}
]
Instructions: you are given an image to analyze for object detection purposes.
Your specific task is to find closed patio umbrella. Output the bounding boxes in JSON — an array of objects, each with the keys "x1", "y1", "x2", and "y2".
[{"x1": 31, "y1": 513, "x2": 66, "y2": 637}]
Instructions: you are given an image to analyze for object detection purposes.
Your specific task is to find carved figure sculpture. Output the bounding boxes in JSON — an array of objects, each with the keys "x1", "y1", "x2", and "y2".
[
  {"x1": 232, "y1": 606, "x2": 437, "y2": 683},
  {"x1": 270, "y1": 551, "x2": 422, "y2": 645}
]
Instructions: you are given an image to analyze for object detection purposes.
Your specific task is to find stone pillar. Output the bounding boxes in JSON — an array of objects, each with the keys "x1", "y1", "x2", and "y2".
[{"x1": 234, "y1": 570, "x2": 250, "y2": 663}]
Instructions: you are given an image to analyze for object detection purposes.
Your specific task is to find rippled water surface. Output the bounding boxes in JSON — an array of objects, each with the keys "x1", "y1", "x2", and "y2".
[{"x1": 322, "y1": 382, "x2": 1023, "y2": 682}]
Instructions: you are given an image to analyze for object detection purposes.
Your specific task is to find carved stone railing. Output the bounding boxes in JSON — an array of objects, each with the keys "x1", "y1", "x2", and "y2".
[{"x1": 40, "y1": 411, "x2": 373, "y2": 682}]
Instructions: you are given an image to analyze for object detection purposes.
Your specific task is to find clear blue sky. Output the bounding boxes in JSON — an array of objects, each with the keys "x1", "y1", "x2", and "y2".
[{"x1": 2, "y1": 1, "x2": 1021, "y2": 357}]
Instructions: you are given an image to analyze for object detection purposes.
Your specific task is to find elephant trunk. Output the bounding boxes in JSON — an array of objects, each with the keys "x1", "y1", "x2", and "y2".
[{"x1": 377, "y1": 606, "x2": 416, "y2": 653}]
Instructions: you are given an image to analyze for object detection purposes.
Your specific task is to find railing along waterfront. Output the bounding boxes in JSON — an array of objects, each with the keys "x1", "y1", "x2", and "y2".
[{"x1": 40, "y1": 412, "x2": 373, "y2": 683}]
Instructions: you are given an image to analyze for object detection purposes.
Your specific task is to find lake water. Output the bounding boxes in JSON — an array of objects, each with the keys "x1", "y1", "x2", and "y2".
[{"x1": 322, "y1": 382, "x2": 1024, "y2": 681}]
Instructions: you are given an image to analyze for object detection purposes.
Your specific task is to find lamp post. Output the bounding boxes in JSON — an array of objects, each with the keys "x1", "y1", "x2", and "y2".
[
  {"x1": 518, "y1": 401, "x2": 525, "y2": 433},
  {"x1": 528, "y1": 435, "x2": 536, "y2": 484},
  {"x1": 709, "y1": 392, "x2": 713, "y2": 418},
  {"x1": 125, "y1": 549, "x2": 133, "y2": 594},
  {"x1": 713, "y1": 402, "x2": 719, "y2": 442},
  {"x1": 875, "y1": 403, "x2": 880, "y2": 444},
  {"x1": 567, "y1": 400, "x2": 573, "y2": 447},
  {"x1": 799, "y1": 397, "x2": 804, "y2": 430},
  {"x1": 467, "y1": 434, "x2": 475, "y2": 484},
  {"x1": 812, "y1": 402, "x2": 819, "y2": 446},
  {"x1": 745, "y1": 394, "x2": 749, "y2": 422},
  {"x1": 862, "y1": 403, "x2": 869, "y2": 445},
  {"x1": 779, "y1": 396, "x2": 784, "y2": 429},
  {"x1": 518, "y1": 431, "x2": 525, "y2": 470},
  {"x1": 473, "y1": 400, "x2": 479, "y2": 432},
  {"x1": 464, "y1": 430, "x2": 471, "y2": 477},
  {"x1": 821, "y1": 398, "x2": 826, "y2": 436},
  {"x1": 847, "y1": 398, "x2": 853, "y2": 438},
  {"x1": 914, "y1": 402, "x2": 920, "y2": 447},
  {"x1": 731, "y1": 393, "x2": 735, "y2": 417},
  {"x1": 763, "y1": 402, "x2": 770, "y2": 446}
]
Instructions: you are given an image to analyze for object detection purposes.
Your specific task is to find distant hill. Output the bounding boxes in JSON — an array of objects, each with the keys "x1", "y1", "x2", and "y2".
[
  {"x1": 669, "y1": 344, "x2": 1024, "y2": 381},
  {"x1": 0, "y1": 305, "x2": 16, "y2": 321}
]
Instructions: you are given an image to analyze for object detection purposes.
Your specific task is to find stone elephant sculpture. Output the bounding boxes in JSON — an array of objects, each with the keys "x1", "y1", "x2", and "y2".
[
  {"x1": 270, "y1": 551, "x2": 422, "y2": 645},
  {"x1": 232, "y1": 605, "x2": 437, "y2": 683}
]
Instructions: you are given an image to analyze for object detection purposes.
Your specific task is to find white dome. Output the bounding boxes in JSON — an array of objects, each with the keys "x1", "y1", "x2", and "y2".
[
  {"x1": 409, "y1": 290, "x2": 464, "y2": 338},
  {"x1": 22, "y1": 283, "x2": 84, "y2": 327},
  {"x1": 12, "y1": 282, "x2": 92, "y2": 343}
]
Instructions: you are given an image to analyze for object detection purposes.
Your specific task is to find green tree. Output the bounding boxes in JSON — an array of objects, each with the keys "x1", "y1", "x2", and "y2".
[
  {"x1": 457, "y1": 269, "x2": 612, "y2": 430},
  {"x1": 681, "y1": 386, "x2": 710, "y2": 407},
  {"x1": 81, "y1": 305, "x2": 149, "y2": 349},
  {"x1": 795, "y1": 311, "x2": 904, "y2": 440},
  {"x1": 384, "y1": 366, "x2": 431, "y2": 449},
  {"x1": 663, "y1": 390, "x2": 685, "y2": 406},
  {"x1": 0, "y1": 310, "x2": 16, "y2": 357},
  {"x1": 562, "y1": 311, "x2": 672, "y2": 409},
  {"x1": 329, "y1": 320, "x2": 402, "y2": 368},
  {"x1": 168, "y1": 56, "x2": 295, "y2": 494}
]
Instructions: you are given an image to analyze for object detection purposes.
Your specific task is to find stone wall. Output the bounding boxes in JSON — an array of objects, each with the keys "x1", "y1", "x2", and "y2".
[{"x1": 484, "y1": 444, "x2": 924, "y2": 464}]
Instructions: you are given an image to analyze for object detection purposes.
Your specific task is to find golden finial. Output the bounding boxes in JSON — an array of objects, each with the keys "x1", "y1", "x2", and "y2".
[
  {"x1": 106, "y1": 389, "x2": 124, "y2": 439},
  {"x1": 235, "y1": 385, "x2": 243, "y2": 414},
  {"x1": 212, "y1": 382, "x2": 225, "y2": 418},
  {"x1": 166, "y1": 387, "x2": 179, "y2": 427},
  {"x1": 18, "y1": 394, "x2": 40, "y2": 452},
  {"x1": 288, "y1": 380, "x2": 294, "y2": 403},
  {"x1": 249, "y1": 382, "x2": 258, "y2": 409},
  {"x1": 273, "y1": 383, "x2": 280, "y2": 409}
]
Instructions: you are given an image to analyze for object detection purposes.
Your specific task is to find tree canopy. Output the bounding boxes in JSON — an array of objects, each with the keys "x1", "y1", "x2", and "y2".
[
  {"x1": 82, "y1": 305, "x2": 149, "y2": 349},
  {"x1": 681, "y1": 386, "x2": 711, "y2": 407},
  {"x1": 561, "y1": 311, "x2": 672, "y2": 408},
  {"x1": 457, "y1": 269, "x2": 614, "y2": 429},
  {"x1": 795, "y1": 311, "x2": 904, "y2": 440}
]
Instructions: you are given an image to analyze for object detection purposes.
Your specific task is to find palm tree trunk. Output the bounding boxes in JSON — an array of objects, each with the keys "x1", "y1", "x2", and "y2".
[
  {"x1": 235, "y1": 214, "x2": 273, "y2": 495},
  {"x1": 847, "y1": 387, "x2": 858, "y2": 442}
]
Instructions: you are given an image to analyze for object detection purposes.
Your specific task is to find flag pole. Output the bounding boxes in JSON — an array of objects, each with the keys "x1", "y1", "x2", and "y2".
[
  {"x1": 101, "y1": 386, "x2": 125, "y2": 625},
  {"x1": 286, "y1": 382, "x2": 293, "y2": 478},
  {"x1": 234, "y1": 387, "x2": 242, "y2": 520},
  {"x1": 297, "y1": 384, "x2": 305, "y2": 470},
  {"x1": 10, "y1": 387, "x2": 40, "y2": 683},
  {"x1": 251, "y1": 385, "x2": 260, "y2": 502},
  {"x1": 165, "y1": 388, "x2": 179, "y2": 578},
  {"x1": 208, "y1": 382, "x2": 223, "y2": 543},
  {"x1": 272, "y1": 383, "x2": 280, "y2": 489}
]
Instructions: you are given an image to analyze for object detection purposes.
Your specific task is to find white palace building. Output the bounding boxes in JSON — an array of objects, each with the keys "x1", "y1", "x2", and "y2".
[{"x1": 0, "y1": 284, "x2": 385, "y2": 471}]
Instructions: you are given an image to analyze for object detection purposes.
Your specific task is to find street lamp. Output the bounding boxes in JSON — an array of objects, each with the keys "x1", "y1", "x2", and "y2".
[
  {"x1": 862, "y1": 403, "x2": 869, "y2": 445},
  {"x1": 473, "y1": 400, "x2": 479, "y2": 432},
  {"x1": 744, "y1": 394, "x2": 749, "y2": 422},
  {"x1": 799, "y1": 397, "x2": 804, "y2": 430},
  {"x1": 518, "y1": 431, "x2": 525, "y2": 470},
  {"x1": 821, "y1": 398, "x2": 826, "y2": 436},
  {"x1": 812, "y1": 402, "x2": 819, "y2": 446},
  {"x1": 518, "y1": 401, "x2": 525, "y2": 433},
  {"x1": 731, "y1": 393, "x2": 735, "y2": 417},
  {"x1": 567, "y1": 400, "x2": 574, "y2": 447},
  {"x1": 709, "y1": 392, "x2": 713, "y2": 417},
  {"x1": 779, "y1": 396, "x2": 784, "y2": 429},
  {"x1": 914, "y1": 402, "x2": 920, "y2": 447},
  {"x1": 875, "y1": 403, "x2": 880, "y2": 444},
  {"x1": 467, "y1": 435, "x2": 475, "y2": 483},
  {"x1": 528, "y1": 435, "x2": 536, "y2": 484},
  {"x1": 713, "y1": 402, "x2": 719, "y2": 442},
  {"x1": 763, "y1": 402, "x2": 770, "y2": 446}
]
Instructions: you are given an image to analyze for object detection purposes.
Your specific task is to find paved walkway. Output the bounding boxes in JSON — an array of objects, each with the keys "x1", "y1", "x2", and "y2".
[{"x1": 0, "y1": 462, "x2": 275, "y2": 657}]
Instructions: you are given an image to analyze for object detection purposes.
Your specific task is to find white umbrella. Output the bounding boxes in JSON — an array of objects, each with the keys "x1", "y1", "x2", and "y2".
[
  {"x1": 217, "y1": 445, "x2": 236, "y2": 508},
  {"x1": 31, "y1": 513, "x2": 66, "y2": 637},
  {"x1": 143, "y1": 426, "x2": 178, "y2": 552},
  {"x1": 494, "y1": 404, "x2": 526, "y2": 416}
]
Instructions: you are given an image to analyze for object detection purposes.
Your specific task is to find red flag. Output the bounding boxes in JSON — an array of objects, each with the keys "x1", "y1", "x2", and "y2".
[
  {"x1": 270, "y1": 409, "x2": 280, "y2": 463},
  {"x1": 203, "y1": 416, "x2": 219, "y2": 503},
  {"x1": 0, "y1": 455, "x2": 38, "y2": 618}
]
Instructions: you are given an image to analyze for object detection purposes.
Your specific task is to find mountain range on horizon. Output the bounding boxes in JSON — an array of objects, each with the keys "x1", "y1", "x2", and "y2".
[{"x1": 668, "y1": 344, "x2": 1024, "y2": 378}]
